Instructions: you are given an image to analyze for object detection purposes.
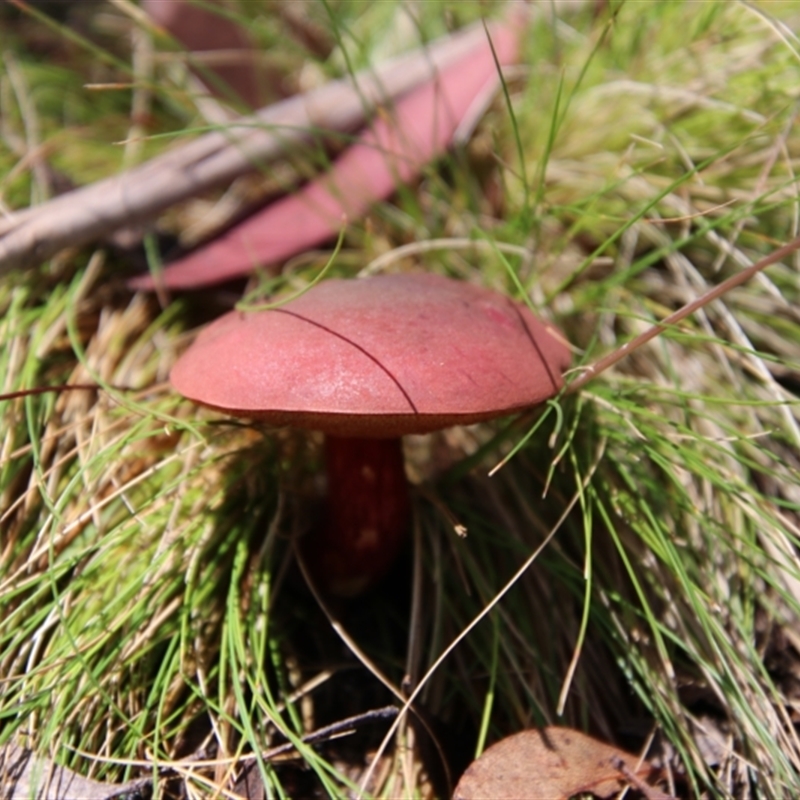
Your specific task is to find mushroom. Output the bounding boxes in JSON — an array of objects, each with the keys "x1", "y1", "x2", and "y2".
[{"x1": 170, "y1": 273, "x2": 571, "y2": 595}]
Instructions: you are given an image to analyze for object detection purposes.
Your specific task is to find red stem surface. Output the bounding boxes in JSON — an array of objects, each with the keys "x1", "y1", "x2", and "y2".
[{"x1": 304, "y1": 435, "x2": 411, "y2": 596}]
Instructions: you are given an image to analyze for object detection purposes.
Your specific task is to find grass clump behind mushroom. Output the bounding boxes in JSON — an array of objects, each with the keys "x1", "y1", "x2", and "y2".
[{"x1": 3, "y1": 1, "x2": 800, "y2": 797}]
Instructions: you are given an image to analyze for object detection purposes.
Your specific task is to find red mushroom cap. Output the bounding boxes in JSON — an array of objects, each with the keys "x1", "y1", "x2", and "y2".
[{"x1": 170, "y1": 273, "x2": 570, "y2": 437}]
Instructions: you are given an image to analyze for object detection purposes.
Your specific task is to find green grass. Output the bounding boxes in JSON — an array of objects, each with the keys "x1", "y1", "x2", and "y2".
[{"x1": 3, "y1": 1, "x2": 800, "y2": 797}]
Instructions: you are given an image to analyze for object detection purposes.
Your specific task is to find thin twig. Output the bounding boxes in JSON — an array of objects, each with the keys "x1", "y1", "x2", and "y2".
[{"x1": 566, "y1": 234, "x2": 800, "y2": 394}]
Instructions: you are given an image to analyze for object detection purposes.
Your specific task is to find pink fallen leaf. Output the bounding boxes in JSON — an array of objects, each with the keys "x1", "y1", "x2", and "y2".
[
  {"x1": 130, "y1": 11, "x2": 525, "y2": 292},
  {"x1": 143, "y1": 0, "x2": 263, "y2": 108}
]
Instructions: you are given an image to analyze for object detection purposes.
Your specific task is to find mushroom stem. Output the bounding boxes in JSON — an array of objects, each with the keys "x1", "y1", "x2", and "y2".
[{"x1": 306, "y1": 435, "x2": 411, "y2": 596}]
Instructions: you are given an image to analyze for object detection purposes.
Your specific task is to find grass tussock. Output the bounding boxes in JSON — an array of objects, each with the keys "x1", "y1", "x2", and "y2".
[{"x1": 3, "y1": 1, "x2": 800, "y2": 797}]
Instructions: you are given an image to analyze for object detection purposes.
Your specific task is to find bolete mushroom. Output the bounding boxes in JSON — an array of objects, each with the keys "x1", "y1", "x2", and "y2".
[{"x1": 170, "y1": 273, "x2": 571, "y2": 595}]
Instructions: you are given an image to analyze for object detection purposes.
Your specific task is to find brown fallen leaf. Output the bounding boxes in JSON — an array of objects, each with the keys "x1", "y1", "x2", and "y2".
[
  {"x1": 129, "y1": 8, "x2": 525, "y2": 292},
  {"x1": 453, "y1": 727, "x2": 674, "y2": 800},
  {"x1": 0, "y1": 743, "x2": 151, "y2": 800}
]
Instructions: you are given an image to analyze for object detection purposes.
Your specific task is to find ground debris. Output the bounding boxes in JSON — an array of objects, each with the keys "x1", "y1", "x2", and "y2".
[
  {"x1": 454, "y1": 727, "x2": 673, "y2": 800},
  {"x1": 0, "y1": 744, "x2": 151, "y2": 800}
]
